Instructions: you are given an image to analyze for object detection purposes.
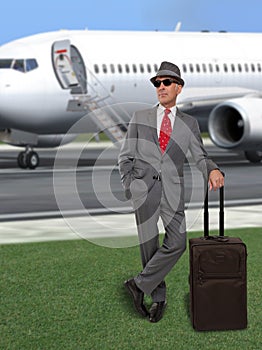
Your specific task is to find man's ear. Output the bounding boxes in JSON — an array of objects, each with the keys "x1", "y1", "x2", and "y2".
[{"x1": 176, "y1": 84, "x2": 183, "y2": 95}]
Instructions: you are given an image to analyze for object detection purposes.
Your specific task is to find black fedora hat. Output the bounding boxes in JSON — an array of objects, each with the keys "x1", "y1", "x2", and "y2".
[{"x1": 150, "y1": 61, "x2": 185, "y2": 86}]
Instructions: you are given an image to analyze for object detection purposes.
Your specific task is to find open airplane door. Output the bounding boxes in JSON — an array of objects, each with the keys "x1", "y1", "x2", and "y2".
[{"x1": 52, "y1": 40, "x2": 87, "y2": 94}]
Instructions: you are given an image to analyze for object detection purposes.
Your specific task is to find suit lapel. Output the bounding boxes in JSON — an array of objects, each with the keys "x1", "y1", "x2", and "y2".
[{"x1": 146, "y1": 106, "x2": 159, "y2": 146}]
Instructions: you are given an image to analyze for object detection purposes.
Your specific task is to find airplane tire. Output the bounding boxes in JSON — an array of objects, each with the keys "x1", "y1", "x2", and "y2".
[
  {"x1": 27, "y1": 151, "x2": 39, "y2": 169},
  {"x1": 244, "y1": 151, "x2": 262, "y2": 163},
  {"x1": 17, "y1": 151, "x2": 39, "y2": 169},
  {"x1": 17, "y1": 151, "x2": 28, "y2": 169}
]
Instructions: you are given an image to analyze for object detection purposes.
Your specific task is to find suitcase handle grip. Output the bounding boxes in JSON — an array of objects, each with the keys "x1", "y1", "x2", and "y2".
[{"x1": 204, "y1": 185, "x2": 224, "y2": 237}]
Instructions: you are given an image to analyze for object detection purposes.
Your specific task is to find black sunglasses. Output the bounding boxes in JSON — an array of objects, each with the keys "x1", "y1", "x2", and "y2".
[{"x1": 152, "y1": 78, "x2": 178, "y2": 88}]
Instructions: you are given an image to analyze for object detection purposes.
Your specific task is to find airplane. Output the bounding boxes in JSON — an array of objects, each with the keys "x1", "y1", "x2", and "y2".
[{"x1": 0, "y1": 28, "x2": 262, "y2": 169}]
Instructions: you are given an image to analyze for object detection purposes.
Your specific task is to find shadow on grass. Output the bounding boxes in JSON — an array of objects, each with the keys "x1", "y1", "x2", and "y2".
[{"x1": 184, "y1": 292, "x2": 191, "y2": 320}]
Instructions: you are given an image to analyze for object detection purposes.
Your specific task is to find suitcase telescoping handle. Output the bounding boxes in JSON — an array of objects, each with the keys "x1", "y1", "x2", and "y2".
[{"x1": 204, "y1": 185, "x2": 224, "y2": 237}]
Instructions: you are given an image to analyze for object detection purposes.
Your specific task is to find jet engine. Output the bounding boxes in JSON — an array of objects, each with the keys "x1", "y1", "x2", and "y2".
[{"x1": 208, "y1": 97, "x2": 262, "y2": 162}]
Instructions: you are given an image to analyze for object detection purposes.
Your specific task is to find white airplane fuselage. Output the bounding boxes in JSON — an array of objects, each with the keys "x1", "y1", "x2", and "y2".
[{"x1": 0, "y1": 29, "x2": 262, "y2": 167}]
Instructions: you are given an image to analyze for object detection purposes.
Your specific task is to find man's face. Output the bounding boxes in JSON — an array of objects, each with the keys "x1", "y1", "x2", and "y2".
[{"x1": 155, "y1": 76, "x2": 182, "y2": 108}]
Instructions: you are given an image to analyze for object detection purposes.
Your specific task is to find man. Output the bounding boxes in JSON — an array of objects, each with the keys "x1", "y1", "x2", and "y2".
[{"x1": 118, "y1": 61, "x2": 224, "y2": 323}]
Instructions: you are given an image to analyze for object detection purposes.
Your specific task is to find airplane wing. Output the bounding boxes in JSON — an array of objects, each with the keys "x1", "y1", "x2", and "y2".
[{"x1": 178, "y1": 86, "x2": 261, "y2": 106}]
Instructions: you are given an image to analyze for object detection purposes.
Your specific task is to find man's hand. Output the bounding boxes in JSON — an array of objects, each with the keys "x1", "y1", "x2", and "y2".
[{"x1": 208, "y1": 169, "x2": 224, "y2": 191}]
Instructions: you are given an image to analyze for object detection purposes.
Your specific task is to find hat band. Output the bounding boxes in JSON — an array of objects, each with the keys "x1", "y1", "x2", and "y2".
[{"x1": 156, "y1": 69, "x2": 181, "y2": 79}]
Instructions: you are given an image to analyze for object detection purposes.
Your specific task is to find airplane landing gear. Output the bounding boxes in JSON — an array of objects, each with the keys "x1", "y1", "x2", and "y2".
[{"x1": 17, "y1": 147, "x2": 40, "y2": 169}]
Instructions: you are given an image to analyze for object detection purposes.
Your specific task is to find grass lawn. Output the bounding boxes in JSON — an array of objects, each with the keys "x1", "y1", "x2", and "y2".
[{"x1": 0, "y1": 228, "x2": 261, "y2": 350}]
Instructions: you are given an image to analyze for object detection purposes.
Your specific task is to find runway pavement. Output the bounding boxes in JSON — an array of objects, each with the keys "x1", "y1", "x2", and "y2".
[{"x1": 0, "y1": 139, "x2": 261, "y2": 246}]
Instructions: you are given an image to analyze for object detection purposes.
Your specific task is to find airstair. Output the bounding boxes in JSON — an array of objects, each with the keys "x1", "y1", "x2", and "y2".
[
  {"x1": 67, "y1": 93, "x2": 128, "y2": 144},
  {"x1": 66, "y1": 69, "x2": 129, "y2": 145}
]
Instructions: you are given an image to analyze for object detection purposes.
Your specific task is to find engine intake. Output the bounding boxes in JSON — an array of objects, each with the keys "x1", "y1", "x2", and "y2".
[{"x1": 208, "y1": 97, "x2": 262, "y2": 150}]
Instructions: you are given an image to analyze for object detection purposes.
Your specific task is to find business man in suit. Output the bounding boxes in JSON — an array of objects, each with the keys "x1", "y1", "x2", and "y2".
[{"x1": 118, "y1": 61, "x2": 224, "y2": 323}]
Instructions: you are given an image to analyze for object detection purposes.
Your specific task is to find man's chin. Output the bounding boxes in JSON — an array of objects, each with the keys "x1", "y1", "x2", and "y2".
[{"x1": 159, "y1": 98, "x2": 169, "y2": 105}]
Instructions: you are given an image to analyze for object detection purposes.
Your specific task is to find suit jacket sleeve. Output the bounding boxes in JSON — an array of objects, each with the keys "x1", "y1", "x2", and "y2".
[
  {"x1": 118, "y1": 113, "x2": 138, "y2": 191},
  {"x1": 189, "y1": 118, "x2": 219, "y2": 180}
]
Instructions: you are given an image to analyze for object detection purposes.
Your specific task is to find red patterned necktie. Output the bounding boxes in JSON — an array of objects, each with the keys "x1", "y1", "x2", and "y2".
[{"x1": 159, "y1": 109, "x2": 172, "y2": 153}]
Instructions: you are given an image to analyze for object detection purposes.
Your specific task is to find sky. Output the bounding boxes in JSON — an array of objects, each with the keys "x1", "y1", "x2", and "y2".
[{"x1": 0, "y1": 0, "x2": 262, "y2": 45}]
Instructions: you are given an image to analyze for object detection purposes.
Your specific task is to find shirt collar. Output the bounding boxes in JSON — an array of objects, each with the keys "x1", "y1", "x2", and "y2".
[{"x1": 158, "y1": 104, "x2": 177, "y2": 117}]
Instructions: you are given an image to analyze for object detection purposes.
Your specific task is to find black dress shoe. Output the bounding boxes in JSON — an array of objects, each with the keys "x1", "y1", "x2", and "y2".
[
  {"x1": 149, "y1": 301, "x2": 167, "y2": 323},
  {"x1": 124, "y1": 278, "x2": 149, "y2": 317}
]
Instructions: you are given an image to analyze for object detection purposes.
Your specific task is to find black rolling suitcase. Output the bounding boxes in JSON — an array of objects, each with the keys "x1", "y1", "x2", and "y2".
[{"x1": 189, "y1": 186, "x2": 247, "y2": 331}]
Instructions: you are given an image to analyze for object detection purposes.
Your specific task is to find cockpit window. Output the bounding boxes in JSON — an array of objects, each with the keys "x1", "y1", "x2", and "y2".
[
  {"x1": 25, "y1": 59, "x2": 38, "y2": 71},
  {"x1": 0, "y1": 59, "x2": 12, "y2": 68},
  {"x1": 13, "y1": 59, "x2": 25, "y2": 72},
  {"x1": 0, "y1": 58, "x2": 38, "y2": 72}
]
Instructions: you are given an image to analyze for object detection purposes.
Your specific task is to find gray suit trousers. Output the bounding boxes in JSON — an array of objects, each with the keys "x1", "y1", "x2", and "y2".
[{"x1": 133, "y1": 179, "x2": 187, "y2": 302}]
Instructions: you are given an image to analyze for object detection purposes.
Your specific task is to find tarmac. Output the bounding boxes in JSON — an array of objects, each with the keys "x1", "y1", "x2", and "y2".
[{"x1": 0, "y1": 139, "x2": 261, "y2": 246}]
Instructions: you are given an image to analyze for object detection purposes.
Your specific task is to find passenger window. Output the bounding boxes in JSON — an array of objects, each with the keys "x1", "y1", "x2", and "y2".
[
  {"x1": 238, "y1": 64, "x2": 242, "y2": 72},
  {"x1": 147, "y1": 64, "x2": 151, "y2": 73},
  {"x1": 118, "y1": 64, "x2": 122, "y2": 73},
  {"x1": 94, "y1": 64, "x2": 99, "y2": 73},
  {"x1": 208, "y1": 63, "x2": 213, "y2": 73},
  {"x1": 140, "y1": 64, "x2": 144, "y2": 73},
  {"x1": 257, "y1": 63, "x2": 261, "y2": 72},
  {"x1": 154, "y1": 64, "x2": 158, "y2": 72},
  {"x1": 202, "y1": 64, "x2": 207, "y2": 73},
  {"x1": 125, "y1": 64, "x2": 130, "y2": 73},
  {"x1": 110, "y1": 64, "x2": 115, "y2": 73},
  {"x1": 102, "y1": 64, "x2": 107, "y2": 73},
  {"x1": 132, "y1": 64, "x2": 137, "y2": 73}
]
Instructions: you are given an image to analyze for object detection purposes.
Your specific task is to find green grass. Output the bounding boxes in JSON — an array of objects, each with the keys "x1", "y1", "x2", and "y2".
[
  {"x1": 74, "y1": 132, "x2": 110, "y2": 143},
  {"x1": 0, "y1": 228, "x2": 261, "y2": 350}
]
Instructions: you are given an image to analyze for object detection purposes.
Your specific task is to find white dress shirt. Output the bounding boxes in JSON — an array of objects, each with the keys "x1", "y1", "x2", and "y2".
[{"x1": 156, "y1": 104, "x2": 177, "y2": 138}]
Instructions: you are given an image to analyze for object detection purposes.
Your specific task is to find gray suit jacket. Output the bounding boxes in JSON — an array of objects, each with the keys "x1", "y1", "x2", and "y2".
[{"x1": 118, "y1": 106, "x2": 218, "y2": 211}]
